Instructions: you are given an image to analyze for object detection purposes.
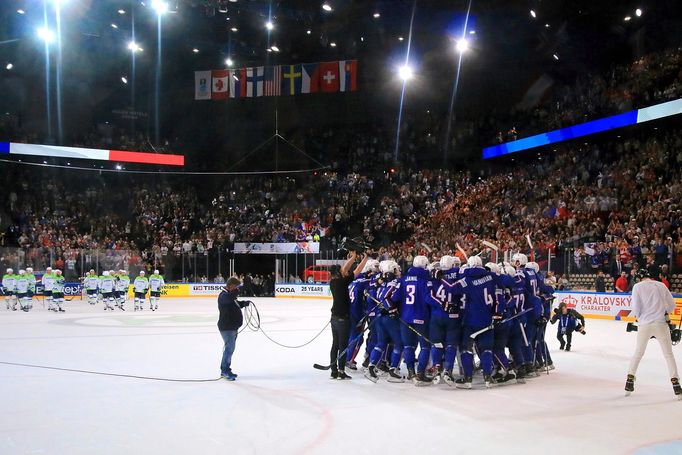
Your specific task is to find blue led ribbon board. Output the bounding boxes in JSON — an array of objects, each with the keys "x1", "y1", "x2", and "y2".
[{"x1": 482, "y1": 98, "x2": 682, "y2": 159}]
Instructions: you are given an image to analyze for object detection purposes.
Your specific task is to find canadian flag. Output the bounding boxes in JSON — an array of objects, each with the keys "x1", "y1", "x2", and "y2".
[
  {"x1": 211, "y1": 70, "x2": 229, "y2": 100},
  {"x1": 319, "y1": 61, "x2": 340, "y2": 93}
]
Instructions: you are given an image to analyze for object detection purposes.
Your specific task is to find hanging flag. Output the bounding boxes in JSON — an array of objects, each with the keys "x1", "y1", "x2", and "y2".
[
  {"x1": 319, "y1": 61, "x2": 340, "y2": 93},
  {"x1": 264, "y1": 65, "x2": 282, "y2": 96},
  {"x1": 301, "y1": 63, "x2": 320, "y2": 94},
  {"x1": 195, "y1": 60, "x2": 357, "y2": 100},
  {"x1": 339, "y1": 60, "x2": 357, "y2": 92},
  {"x1": 211, "y1": 70, "x2": 229, "y2": 100},
  {"x1": 246, "y1": 66, "x2": 265, "y2": 97},
  {"x1": 194, "y1": 71, "x2": 211, "y2": 100},
  {"x1": 281, "y1": 64, "x2": 302, "y2": 95},
  {"x1": 229, "y1": 69, "x2": 246, "y2": 98}
]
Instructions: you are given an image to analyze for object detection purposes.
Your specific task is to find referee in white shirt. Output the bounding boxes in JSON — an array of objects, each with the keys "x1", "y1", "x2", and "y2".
[{"x1": 625, "y1": 270, "x2": 681, "y2": 397}]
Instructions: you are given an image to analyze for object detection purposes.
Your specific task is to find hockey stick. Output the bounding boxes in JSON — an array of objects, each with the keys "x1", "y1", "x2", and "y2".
[
  {"x1": 313, "y1": 303, "x2": 381, "y2": 371},
  {"x1": 481, "y1": 240, "x2": 499, "y2": 263},
  {"x1": 469, "y1": 308, "x2": 533, "y2": 340},
  {"x1": 526, "y1": 235, "x2": 535, "y2": 262},
  {"x1": 364, "y1": 293, "x2": 441, "y2": 347}
]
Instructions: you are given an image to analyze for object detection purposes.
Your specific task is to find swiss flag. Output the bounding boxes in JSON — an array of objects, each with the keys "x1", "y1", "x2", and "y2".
[
  {"x1": 319, "y1": 61, "x2": 340, "y2": 93},
  {"x1": 212, "y1": 70, "x2": 229, "y2": 100}
]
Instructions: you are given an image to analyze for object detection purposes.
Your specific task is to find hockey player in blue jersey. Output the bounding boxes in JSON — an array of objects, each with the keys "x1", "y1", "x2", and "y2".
[
  {"x1": 526, "y1": 261, "x2": 555, "y2": 371},
  {"x1": 346, "y1": 258, "x2": 380, "y2": 369},
  {"x1": 512, "y1": 253, "x2": 544, "y2": 377},
  {"x1": 361, "y1": 267, "x2": 383, "y2": 370},
  {"x1": 393, "y1": 255, "x2": 433, "y2": 385},
  {"x1": 441, "y1": 256, "x2": 506, "y2": 388},
  {"x1": 427, "y1": 255, "x2": 463, "y2": 386},
  {"x1": 364, "y1": 260, "x2": 404, "y2": 383},
  {"x1": 487, "y1": 262, "x2": 520, "y2": 384}
]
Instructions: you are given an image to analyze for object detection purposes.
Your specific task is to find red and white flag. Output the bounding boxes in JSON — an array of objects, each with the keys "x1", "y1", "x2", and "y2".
[
  {"x1": 211, "y1": 70, "x2": 229, "y2": 100},
  {"x1": 319, "y1": 61, "x2": 340, "y2": 93}
]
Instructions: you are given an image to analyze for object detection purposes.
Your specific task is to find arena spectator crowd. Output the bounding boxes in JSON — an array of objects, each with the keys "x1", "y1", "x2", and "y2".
[{"x1": 2, "y1": 48, "x2": 682, "y2": 290}]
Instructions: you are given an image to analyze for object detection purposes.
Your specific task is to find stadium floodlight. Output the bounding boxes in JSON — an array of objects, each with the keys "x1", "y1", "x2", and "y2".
[
  {"x1": 115, "y1": 164, "x2": 122, "y2": 170},
  {"x1": 469, "y1": 30, "x2": 476, "y2": 34},
  {"x1": 635, "y1": 8, "x2": 642, "y2": 17},
  {"x1": 17, "y1": 9, "x2": 25, "y2": 14},
  {"x1": 225, "y1": 57, "x2": 234, "y2": 66},
  {"x1": 530, "y1": 10, "x2": 536, "y2": 18},
  {"x1": 271, "y1": 45, "x2": 280, "y2": 52},
  {"x1": 37, "y1": 27, "x2": 56, "y2": 43},
  {"x1": 121, "y1": 76, "x2": 128, "y2": 84},
  {"x1": 306, "y1": 29, "x2": 311, "y2": 35},
  {"x1": 231, "y1": 27, "x2": 238, "y2": 32},
  {"x1": 6, "y1": 63, "x2": 13, "y2": 70},
  {"x1": 373, "y1": 12, "x2": 380, "y2": 18},
  {"x1": 265, "y1": 21, "x2": 274, "y2": 30},
  {"x1": 127, "y1": 41, "x2": 142, "y2": 52},
  {"x1": 398, "y1": 36, "x2": 404, "y2": 41},
  {"x1": 398, "y1": 64, "x2": 414, "y2": 81},
  {"x1": 192, "y1": 48, "x2": 199, "y2": 53},
  {"x1": 322, "y1": 3, "x2": 332, "y2": 12},
  {"x1": 151, "y1": 0, "x2": 168, "y2": 14},
  {"x1": 545, "y1": 23, "x2": 550, "y2": 28},
  {"x1": 330, "y1": 42, "x2": 337, "y2": 47},
  {"x1": 118, "y1": 9, "x2": 125, "y2": 14},
  {"x1": 624, "y1": 16, "x2": 631, "y2": 21},
  {"x1": 553, "y1": 53, "x2": 559, "y2": 60},
  {"x1": 111, "y1": 23, "x2": 118, "y2": 29},
  {"x1": 456, "y1": 38, "x2": 469, "y2": 53}
]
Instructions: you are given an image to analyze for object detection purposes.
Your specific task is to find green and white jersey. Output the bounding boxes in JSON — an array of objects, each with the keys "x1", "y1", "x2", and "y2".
[
  {"x1": 52, "y1": 276, "x2": 65, "y2": 294},
  {"x1": 15, "y1": 276, "x2": 29, "y2": 294},
  {"x1": 99, "y1": 275, "x2": 115, "y2": 293},
  {"x1": 117, "y1": 274, "x2": 130, "y2": 292},
  {"x1": 26, "y1": 274, "x2": 36, "y2": 291},
  {"x1": 149, "y1": 274, "x2": 165, "y2": 292},
  {"x1": 84, "y1": 275, "x2": 100, "y2": 291},
  {"x1": 133, "y1": 276, "x2": 149, "y2": 293},
  {"x1": 2, "y1": 274, "x2": 17, "y2": 291},
  {"x1": 42, "y1": 273, "x2": 56, "y2": 291}
]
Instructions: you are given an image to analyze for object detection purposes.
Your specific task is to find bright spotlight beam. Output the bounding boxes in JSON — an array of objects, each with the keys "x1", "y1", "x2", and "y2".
[
  {"x1": 151, "y1": 0, "x2": 168, "y2": 14},
  {"x1": 456, "y1": 38, "x2": 469, "y2": 53},
  {"x1": 398, "y1": 65, "x2": 414, "y2": 81},
  {"x1": 37, "y1": 27, "x2": 55, "y2": 43}
]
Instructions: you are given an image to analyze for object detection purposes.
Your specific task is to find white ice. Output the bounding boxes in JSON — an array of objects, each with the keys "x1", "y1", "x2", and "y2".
[{"x1": 1, "y1": 297, "x2": 681, "y2": 455}]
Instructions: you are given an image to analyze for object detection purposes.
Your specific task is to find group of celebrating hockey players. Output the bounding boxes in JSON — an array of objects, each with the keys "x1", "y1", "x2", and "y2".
[
  {"x1": 335, "y1": 251, "x2": 567, "y2": 388},
  {"x1": 2, "y1": 267, "x2": 164, "y2": 313}
]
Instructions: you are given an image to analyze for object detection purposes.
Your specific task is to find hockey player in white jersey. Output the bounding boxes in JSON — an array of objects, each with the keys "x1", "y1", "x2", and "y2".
[
  {"x1": 84, "y1": 270, "x2": 100, "y2": 305},
  {"x1": 148, "y1": 270, "x2": 164, "y2": 311},
  {"x1": 42, "y1": 267, "x2": 57, "y2": 311},
  {"x1": 99, "y1": 271, "x2": 116, "y2": 311},
  {"x1": 115, "y1": 270, "x2": 129, "y2": 311},
  {"x1": 133, "y1": 271, "x2": 150, "y2": 311},
  {"x1": 15, "y1": 270, "x2": 31, "y2": 312},
  {"x1": 2, "y1": 268, "x2": 17, "y2": 310}
]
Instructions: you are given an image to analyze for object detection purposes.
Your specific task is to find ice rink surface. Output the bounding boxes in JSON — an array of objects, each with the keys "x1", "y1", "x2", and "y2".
[{"x1": 1, "y1": 296, "x2": 681, "y2": 455}]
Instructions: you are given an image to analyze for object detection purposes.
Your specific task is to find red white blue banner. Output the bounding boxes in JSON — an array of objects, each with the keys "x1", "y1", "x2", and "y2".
[
  {"x1": 195, "y1": 60, "x2": 358, "y2": 100},
  {"x1": 0, "y1": 142, "x2": 184, "y2": 166}
]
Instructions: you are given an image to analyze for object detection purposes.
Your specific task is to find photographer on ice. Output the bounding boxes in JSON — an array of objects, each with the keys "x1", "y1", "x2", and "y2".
[
  {"x1": 550, "y1": 302, "x2": 586, "y2": 351},
  {"x1": 624, "y1": 270, "x2": 681, "y2": 398}
]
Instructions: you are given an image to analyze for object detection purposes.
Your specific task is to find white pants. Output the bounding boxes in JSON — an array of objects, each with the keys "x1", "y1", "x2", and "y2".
[{"x1": 627, "y1": 321, "x2": 679, "y2": 379}]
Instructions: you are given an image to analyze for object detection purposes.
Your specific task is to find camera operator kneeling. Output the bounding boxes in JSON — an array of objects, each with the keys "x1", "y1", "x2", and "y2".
[
  {"x1": 550, "y1": 303, "x2": 586, "y2": 351},
  {"x1": 625, "y1": 270, "x2": 681, "y2": 397}
]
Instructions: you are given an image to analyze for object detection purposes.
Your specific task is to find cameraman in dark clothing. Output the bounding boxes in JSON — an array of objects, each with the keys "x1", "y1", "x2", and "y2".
[
  {"x1": 550, "y1": 302, "x2": 586, "y2": 351},
  {"x1": 328, "y1": 251, "x2": 369, "y2": 380},
  {"x1": 218, "y1": 277, "x2": 251, "y2": 381}
]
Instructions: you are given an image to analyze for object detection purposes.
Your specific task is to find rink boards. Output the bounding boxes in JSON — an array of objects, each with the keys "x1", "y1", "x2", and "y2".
[{"x1": 554, "y1": 291, "x2": 682, "y2": 323}]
